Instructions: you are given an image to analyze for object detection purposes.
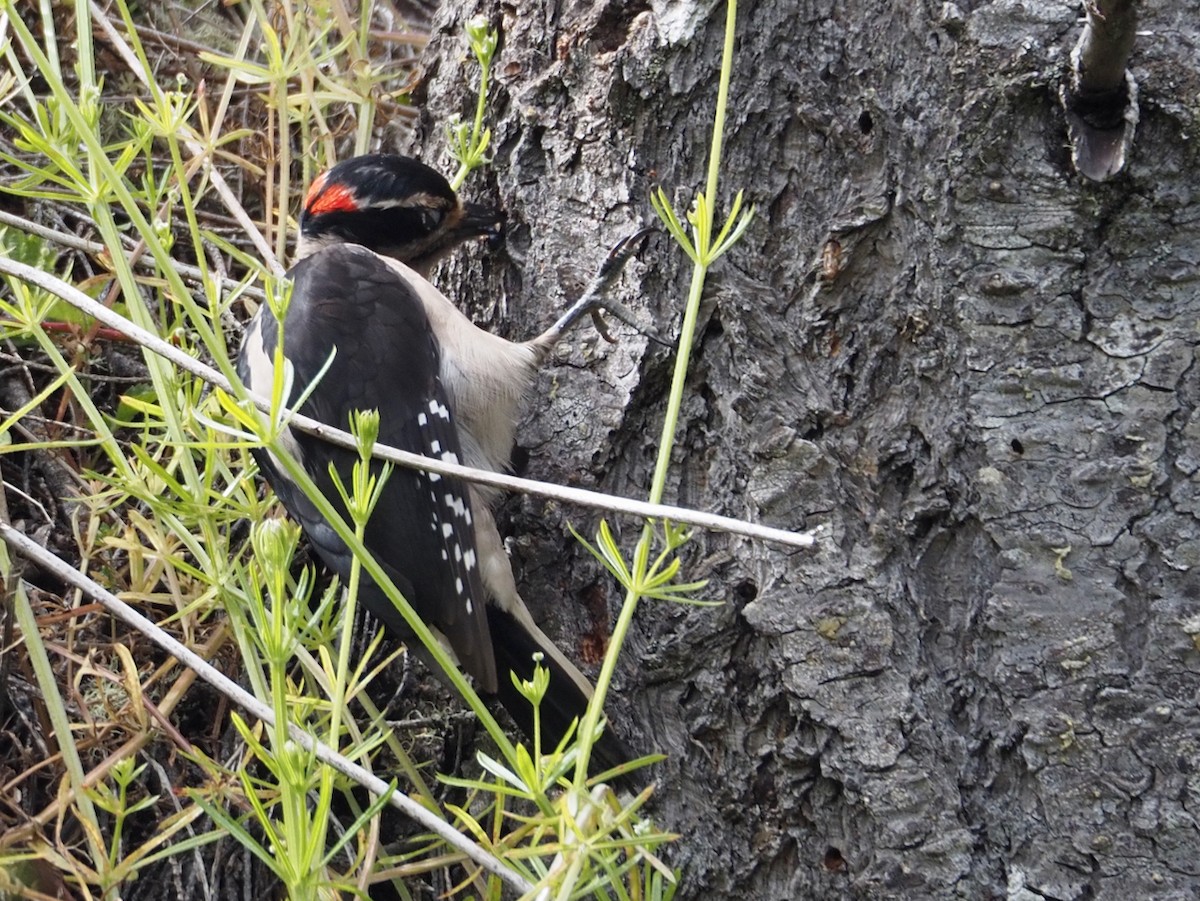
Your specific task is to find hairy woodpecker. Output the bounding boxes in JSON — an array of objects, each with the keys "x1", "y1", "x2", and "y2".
[{"x1": 237, "y1": 154, "x2": 637, "y2": 771}]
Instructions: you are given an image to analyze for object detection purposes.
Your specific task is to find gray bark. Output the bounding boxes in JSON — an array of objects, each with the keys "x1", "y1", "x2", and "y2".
[{"x1": 414, "y1": 1, "x2": 1200, "y2": 898}]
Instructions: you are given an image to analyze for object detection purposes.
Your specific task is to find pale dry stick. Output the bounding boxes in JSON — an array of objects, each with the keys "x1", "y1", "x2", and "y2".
[
  {"x1": 0, "y1": 257, "x2": 820, "y2": 550},
  {"x1": 327, "y1": 0, "x2": 368, "y2": 70},
  {"x1": 0, "y1": 523, "x2": 534, "y2": 896},
  {"x1": 369, "y1": 28, "x2": 430, "y2": 49},
  {"x1": 87, "y1": 0, "x2": 284, "y2": 275},
  {"x1": 0, "y1": 209, "x2": 266, "y2": 302}
]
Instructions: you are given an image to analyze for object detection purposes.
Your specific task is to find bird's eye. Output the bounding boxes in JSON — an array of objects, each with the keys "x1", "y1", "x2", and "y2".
[{"x1": 421, "y1": 210, "x2": 446, "y2": 233}]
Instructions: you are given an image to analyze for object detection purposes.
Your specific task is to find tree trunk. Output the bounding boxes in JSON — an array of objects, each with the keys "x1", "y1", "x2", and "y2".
[{"x1": 412, "y1": 1, "x2": 1200, "y2": 898}]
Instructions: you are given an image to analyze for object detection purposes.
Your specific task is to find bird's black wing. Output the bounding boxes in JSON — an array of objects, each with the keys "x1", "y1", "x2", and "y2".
[{"x1": 237, "y1": 243, "x2": 497, "y2": 690}]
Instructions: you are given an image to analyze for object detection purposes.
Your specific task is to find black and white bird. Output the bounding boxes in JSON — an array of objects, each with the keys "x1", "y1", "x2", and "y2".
[{"x1": 237, "y1": 154, "x2": 639, "y2": 771}]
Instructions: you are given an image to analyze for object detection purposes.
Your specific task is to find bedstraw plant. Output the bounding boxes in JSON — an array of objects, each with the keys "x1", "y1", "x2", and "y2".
[{"x1": 0, "y1": 1, "x2": 763, "y2": 898}]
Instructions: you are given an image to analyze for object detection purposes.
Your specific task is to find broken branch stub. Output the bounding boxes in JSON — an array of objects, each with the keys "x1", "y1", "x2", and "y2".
[{"x1": 1061, "y1": 0, "x2": 1139, "y2": 181}]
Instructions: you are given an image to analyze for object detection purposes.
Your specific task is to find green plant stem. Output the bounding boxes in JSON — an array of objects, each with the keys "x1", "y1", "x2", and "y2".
[
  {"x1": 8, "y1": 558, "x2": 107, "y2": 869},
  {"x1": 270, "y1": 649, "x2": 290, "y2": 762},
  {"x1": 316, "y1": 493, "x2": 370, "y2": 863},
  {"x1": 328, "y1": 527, "x2": 364, "y2": 751},
  {"x1": 451, "y1": 50, "x2": 491, "y2": 191},
  {"x1": 470, "y1": 62, "x2": 490, "y2": 165},
  {"x1": 704, "y1": 0, "x2": 738, "y2": 214},
  {"x1": 645, "y1": 248, "x2": 709, "y2": 511},
  {"x1": 276, "y1": 69, "x2": 292, "y2": 266},
  {"x1": 260, "y1": 433, "x2": 519, "y2": 766},
  {"x1": 572, "y1": 0, "x2": 741, "y2": 789},
  {"x1": 37, "y1": 0, "x2": 61, "y2": 84},
  {"x1": 72, "y1": 0, "x2": 94, "y2": 101}
]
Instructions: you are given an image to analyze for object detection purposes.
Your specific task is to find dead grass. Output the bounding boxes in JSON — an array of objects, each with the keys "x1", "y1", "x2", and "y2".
[{"x1": 0, "y1": 1, "x2": 439, "y2": 895}]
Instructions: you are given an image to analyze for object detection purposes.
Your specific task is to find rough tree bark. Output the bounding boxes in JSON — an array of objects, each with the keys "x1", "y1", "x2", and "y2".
[{"x1": 410, "y1": 1, "x2": 1200, "y2": 898}]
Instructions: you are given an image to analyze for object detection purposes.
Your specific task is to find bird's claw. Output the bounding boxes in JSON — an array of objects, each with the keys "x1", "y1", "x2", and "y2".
[
  {"x1": 596, "y1": 227, "x2": 656, "y2": 284},
  {"x1": 540, "y1": 226, "x2": 671, "y2": 350},
  {"x1": 590, "y1": 309, "x2": 617, "y2": 344},
  {"x1": 585, "y1": 228, "x2": 672, "y2": 347},
  {"x1": 589, "y1": 296, "x2": 673, "y2": 349},
  {"x1": 594, "y1": 228, "x2": 672, "y2": 347}
]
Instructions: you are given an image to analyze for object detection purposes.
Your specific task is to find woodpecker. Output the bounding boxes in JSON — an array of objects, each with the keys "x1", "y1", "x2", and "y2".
[
  {"x1": 294, "y1": 153, "x2": 503, "y2": 276},
  {"x1": 237, "y1": 154, "x2": 640, "y2": 772}
]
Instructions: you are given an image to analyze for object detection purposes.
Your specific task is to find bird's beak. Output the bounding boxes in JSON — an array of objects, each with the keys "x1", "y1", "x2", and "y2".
[{"x1": 456, "y1": 201, "x2": 505, "y2": 249}]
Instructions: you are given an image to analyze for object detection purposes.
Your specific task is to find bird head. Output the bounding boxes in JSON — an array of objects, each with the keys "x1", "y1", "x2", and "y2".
[{"x1": 296, "y1": 154, "x2": 503, "y2": 275}]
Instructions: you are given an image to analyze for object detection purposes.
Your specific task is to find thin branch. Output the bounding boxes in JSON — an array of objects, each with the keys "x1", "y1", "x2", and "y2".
[
  {"x1": 1073, "y1": 0, "x2": 1137, "y2": 95},
  {"x1": 0, "y1": 257, "x2": 820, "y2": 551},
  {"x1": 0, "y1": 521, "x2": 534, "y2": 896},
  {"x1": 0, "y1": 209, "x2": 266, "y2": 302}
]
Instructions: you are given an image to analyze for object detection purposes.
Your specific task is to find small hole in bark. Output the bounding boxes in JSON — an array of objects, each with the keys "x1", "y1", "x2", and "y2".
[
  {"x1": 509, "y1": 444, "x2": 531, "y2": 476},
  {"x1": 857, "y1": 110, "x2": 873, "y2": 134},
  {"x1": 734, "y1": 579, "x2": 758, "y2": 605},
  {"x1": 1010, "y1": 438, "x2": 1024, "y2": 455},
  {"x1": 823, "y1": 846, "x2": 846, "y2": 871}
]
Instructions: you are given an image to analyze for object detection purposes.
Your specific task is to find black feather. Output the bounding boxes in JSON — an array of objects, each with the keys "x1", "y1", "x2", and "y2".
[{"x1": 238, "y1": 244, "x2": 496, "y2": 689}]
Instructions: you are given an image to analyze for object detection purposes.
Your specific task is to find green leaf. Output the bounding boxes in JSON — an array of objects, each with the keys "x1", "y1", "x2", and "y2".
[
  {"x1": 190, "y1": 791, "x2": 283, "y2": 879},
  {"x1": 115, "y1": 389, "x2": 165, "y2": 425},
  {"x1": 513, "y1": 743, "x2": 539, "y2": 795},
  {"x1": 710, "y1": 198, "x2": 756, "y2": 262},
  {"x1": 650, "y1": 188, "x2": 698, "y2": 263},
  {"x1": 569, "y1": 520, "x2": 634, "y2": 591},
  {"x1": 318, "y1": 779, "x2": 394, "y2": 869},
  {"x1": 477, "y1": 751, "x2": 529, "y2": 792}
]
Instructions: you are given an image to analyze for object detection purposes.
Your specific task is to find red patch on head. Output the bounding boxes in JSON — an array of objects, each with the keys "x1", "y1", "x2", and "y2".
[{"x1": 304, "y1": 171, "x2": 357, "y2": 216}]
